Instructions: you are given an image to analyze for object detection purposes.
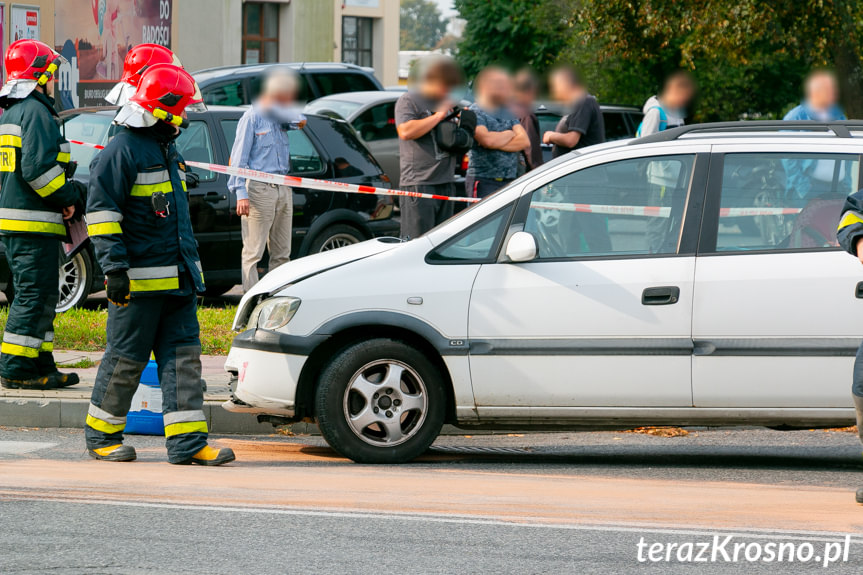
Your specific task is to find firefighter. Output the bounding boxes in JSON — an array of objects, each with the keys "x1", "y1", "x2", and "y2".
[
  {"x1": 0, "y1": 39, "x2": 85, "y2": 390},
  {"x1": 837, "y1": 191, "x2": 863, "y2": 503},
  {"x1": 84, "y1": 64, "x2": 235, "y2": 466}
]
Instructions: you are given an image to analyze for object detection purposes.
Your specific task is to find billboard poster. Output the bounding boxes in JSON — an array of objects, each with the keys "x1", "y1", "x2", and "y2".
[
  {"x1": 11, "y1": 5, "x2": 39, "y2": 41},
  {"x1": 55, "y1": 0, "x2": 172, "y2": 110}
]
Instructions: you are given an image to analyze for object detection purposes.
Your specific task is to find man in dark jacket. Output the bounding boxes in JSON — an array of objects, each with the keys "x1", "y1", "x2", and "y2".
[
  {"x1": 0, "y1": 39, "x2": 84, "y2": 389},
  {"x1": 84, "y1": 64, "x2": 235, "y2": 466},
  {"x1": 837, "y1": 191, "x2": 863, "y2": 503}
]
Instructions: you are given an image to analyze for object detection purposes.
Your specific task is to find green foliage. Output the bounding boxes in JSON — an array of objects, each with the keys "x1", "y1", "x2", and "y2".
[
  {"x1": 400, "y1": 0, "x2": 449, "y2": 51},
  {"x1": 453, "y1": 0, "x2": 572, "y2": 77},
  {"x1": 456, "y1": 0, "x2": 863, "y2": 120}
]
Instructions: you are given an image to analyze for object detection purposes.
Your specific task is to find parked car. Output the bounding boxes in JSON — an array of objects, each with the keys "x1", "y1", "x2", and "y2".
[
  {"x1": 0, "y1": 106, "x2": 398, "y2": 311},
  {"x1": 535, "y1": 102, "x2": 643, "y2": 163},
  {"x1": 225, "y1": 121, "x2": 863, "y2": 463},
  {"x1": 194, "y1": 63, "x2": 383, "y2": 107}
]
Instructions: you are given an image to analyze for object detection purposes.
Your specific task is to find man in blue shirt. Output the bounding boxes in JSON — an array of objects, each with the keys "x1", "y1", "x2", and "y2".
[
  {"x1": 467, "y1": 67, "x2": 529, "y2": 199},
  {"x1": 228, "y1": 70, "x2": 306, "y2": 291},
  {"x1": 783, "y1": 70, "x2": 850, "y2": 203}
]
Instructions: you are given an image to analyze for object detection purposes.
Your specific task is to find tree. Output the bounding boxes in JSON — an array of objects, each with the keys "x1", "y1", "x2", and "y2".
[
  {"x1": 453, "y1": 0, "x2": 573, "y2": 78},
  {"x1": 400, "y1": 0, "x2": 449, "y2": 51}
]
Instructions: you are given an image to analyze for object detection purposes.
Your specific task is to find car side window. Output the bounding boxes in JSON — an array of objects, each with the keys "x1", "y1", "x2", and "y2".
[
  {"x1": 602, "y1": 112, "x2": 631, "y2": 141},
  {"x1": 714, "y1": 152, "x2": 860, "y2": 252},
  {"x1": 312, "y1": 73, "x2": 379, "y2": 97},
  {"x1": 62, "y1": 113, "x2": 113, "y2": 177},
  {"x1": 524, "y1": 154, "x2": 696, "y2": 259},
  {"x1": 175, "y1": 121, "x2": 217, "y2": 182},
  {"x1": 352, "y1": 102, "x2": 397, "y2": 142},
  {"x1": 203, "y1": 80, "x2": 246, "y2": 106},
  {"x1": 428, "y1": 207, "x2": 510, "y2": 262},
  {"x1": 288, "y1": 130, "x2": 324, "y2": 174}
]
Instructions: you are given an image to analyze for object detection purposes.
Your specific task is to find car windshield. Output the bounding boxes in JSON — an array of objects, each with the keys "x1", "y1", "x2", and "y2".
[
  {"x1": 62, "y1": 113, "x2": 114, "y2": 176},
  {"x1": 304, "y1": 99, "x2": 363, "y2": 120}
]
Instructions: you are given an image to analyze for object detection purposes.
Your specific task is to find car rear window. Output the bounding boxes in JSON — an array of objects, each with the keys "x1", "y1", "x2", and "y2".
[
  {"x1": 312, "y1": 73, "x2": 379, "y2": 97},
  {"x1": 304, "y1": 99, "x2": 364, "y2": 120},
  {"x1": 310, "y1": 117, "x2": 383, "y2": 176},
  {"x1": 62, "y1": 113, "x2": 113, "y2": 176}
]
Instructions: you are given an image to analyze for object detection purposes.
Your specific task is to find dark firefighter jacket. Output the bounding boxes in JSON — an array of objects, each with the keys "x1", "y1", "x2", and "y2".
[
  {"x1": 0, "y1": 90, "x2": 79, "y2": 237},
  {"x1": 86, "y1": 124, "x2": 205, "y2": 296}
]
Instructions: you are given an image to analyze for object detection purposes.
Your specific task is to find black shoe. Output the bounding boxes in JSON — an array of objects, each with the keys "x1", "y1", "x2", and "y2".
[
  {"x1": 42, "y1": 371, "x2": 80, "y2": 388},
  {"x1": 1, "y1": 372, "x2": 72, "y2": 390},
  {"x1": 88, "y1": 444, "x2": 137, "y2": 462}
]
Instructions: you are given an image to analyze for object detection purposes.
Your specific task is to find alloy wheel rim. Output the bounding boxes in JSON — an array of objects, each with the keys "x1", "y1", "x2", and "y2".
[
  {"x1": 343, "y1": 359, "x2": 428, "y2": 447},
  {"x1": 57, "y1": 253, "x2": 86, "y2": 313},
  {"x1": 321, "y1": 233, "x2": 360, "y2": 251}
]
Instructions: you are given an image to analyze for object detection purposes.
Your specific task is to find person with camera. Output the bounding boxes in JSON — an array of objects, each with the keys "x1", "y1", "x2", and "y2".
[
  {"x1": 467, "y1": 66, "x2": 530, "y2": 199},
  {"x1": 395, "y1": 55, "x2": 465, "y2": 239}
]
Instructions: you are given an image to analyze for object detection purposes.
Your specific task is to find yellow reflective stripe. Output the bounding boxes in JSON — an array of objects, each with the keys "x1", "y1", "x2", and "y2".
[
  {"x1": 57, "y1": 152, "x2": 71, "y2": 163},
  {"x1": 0, "y1": 219, "x2": 66, "y2": 235},
  {"x1": 32, "y1": 172, "x2": 66, "y2": 198},
  {"x1": 1, "y1": 342, "x2": 39, "y2": 358},
  {"x1": 129, "y1": 277, "x2": 180, "y2": 292},
  {"x1": 86, "y1": 414, "x2": 126, "y2": 434},
  {"x1": 0, "y1": 134, "x2": 21, "y2": 147},
  {"x1": 87, "y1": 222, "x2": 122, "y2": 236},
  {"x1": 40, "y1": 341, "x2": 53, "y2": 352},
  {"x1": 130, "y1": 181, "x2": 175, "y2": 197},
  {"x1": 838, "y1": 211, "x2": 863, "y2": 231},
  {"x1": 163, "y1": 420, "x2": 208, "y2": 437},
  {"x1": 182, "y1": 181, "x2": 187, "y2": 192}
]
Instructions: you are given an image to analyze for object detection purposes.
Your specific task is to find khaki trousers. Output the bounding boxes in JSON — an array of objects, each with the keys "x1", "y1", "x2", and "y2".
[{"x1": 241, "y1": 180, "x2": 293, "y2": 291}]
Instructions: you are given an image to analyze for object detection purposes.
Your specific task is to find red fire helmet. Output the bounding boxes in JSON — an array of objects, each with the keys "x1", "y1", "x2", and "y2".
[
  {"x1": 130, "y1": 64, "x2": 202, "y2": 127},
  {"x1": 4, "y1": 39, "x2": 62, "y2": 84},
  {"x1": 120, "y1": 43, "x2": 181, "y2": 88}
]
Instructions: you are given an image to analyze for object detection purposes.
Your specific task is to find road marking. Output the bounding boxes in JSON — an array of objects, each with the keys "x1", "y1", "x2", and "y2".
[
  {"x1": 1, "y1": 491, "x2": 860, "y2": 544},
  {"x1": 0, "y1": 441, "x2": 56, "y2": 455}
]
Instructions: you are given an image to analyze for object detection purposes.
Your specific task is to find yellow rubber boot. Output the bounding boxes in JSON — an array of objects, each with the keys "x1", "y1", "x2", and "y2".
[
  {"x1": 88, "y1": 444, "x2": 137, "y2": 462},
  {"x1": 176, "y1": 445, "x2": 236, "y2": 466}
]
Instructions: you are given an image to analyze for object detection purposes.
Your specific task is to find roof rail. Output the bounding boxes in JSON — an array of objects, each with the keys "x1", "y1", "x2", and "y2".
[{"x1": 632, "y1": 120, "x2": 863, "y2": 144}]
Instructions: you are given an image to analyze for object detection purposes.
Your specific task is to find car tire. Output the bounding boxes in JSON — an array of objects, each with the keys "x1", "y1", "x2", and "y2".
[
  {"x1": 308, "y1": 224, "x2": 365, "y2": 253},
  {"x1": 315, "y1": 338, "x2": 446, "y2": 463},
  {"x1": 6, "y1": 249, "x2": 94, "y2": 313}
]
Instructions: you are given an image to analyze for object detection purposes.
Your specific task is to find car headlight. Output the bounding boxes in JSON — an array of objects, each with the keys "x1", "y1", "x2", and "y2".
[{"x1": 249, "y1": 297, "x2": 301, "y2": 331}]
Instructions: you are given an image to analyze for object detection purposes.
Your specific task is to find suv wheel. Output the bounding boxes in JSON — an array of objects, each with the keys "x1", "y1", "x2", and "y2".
[
  {"x1": 5, "y1": 250, "x2": 94, "y2": 313},
  {"x1": 309, "y1": 224, "x2": 365, "y2": 253},
  {"x1": 315, "y1": 338, "x2": 446, "y2": 463}
]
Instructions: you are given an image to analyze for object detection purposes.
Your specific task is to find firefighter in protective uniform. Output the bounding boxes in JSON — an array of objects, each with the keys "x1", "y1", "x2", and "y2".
[
  {"x1": 85, "y1": 64, "x2": 235, "y2": 465},
  {"x1": 0, "y1": 39, "x2": 85, "y2": 389},
  {"x1": 105, "y1": 43, "x2": 181, "y2": 107},
  {"x1": 837, "y1": 191, "x2": 863, "y2": 502}
]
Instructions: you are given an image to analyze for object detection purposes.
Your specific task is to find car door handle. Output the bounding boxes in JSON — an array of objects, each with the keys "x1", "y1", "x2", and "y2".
[
  {"x1": 204, "y1": 192, "x2": 225, "y2": 203},
  {"x1": 642, "y1": 286, "x2": 680, "y2": 306},
  {"x1": 856, "y1": 281, "x2": 863, "y2": 299}
]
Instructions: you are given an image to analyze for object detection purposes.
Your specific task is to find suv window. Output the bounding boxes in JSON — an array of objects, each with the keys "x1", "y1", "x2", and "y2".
[
  {"x1": 220, "y1": 119, "x2": 324, "y2": 175},
  {"x1": 524, "y1": 154, "x2": 696, "y2": 258},
  {"x1": 352, "y1": 102, "x2": 397, "y2": 142},
  {"x1": 602, "y1": 112, "x2": 631, "y2": 141},
  {"x1": 312, "y1": 73, "x2": 379, "y2": 97},
  {"x1": 714, "y1": 152, "x2": 860, "y2": 252},
  {"x1": 249, "y1": 73, "x2": 311, "y2": 103},
  {"x1": 176, "y1": 121, "x2": 217, "y2": 182},
  {"x1": 62, "y1": 113, "x2": 113, "y2": 177},
  {"x1": 203, "y1": 80, "x2": 246, "y2": 106},
  {"x1": 428, "y1": 207, "x2": 510, "y2": 262}
]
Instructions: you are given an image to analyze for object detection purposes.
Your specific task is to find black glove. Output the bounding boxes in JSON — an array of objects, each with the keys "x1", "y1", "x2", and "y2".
[
  {"x1": 69, "y1": 180, "x2": 87, "y2": 223},
  {"x1": 105, "y1": 271, "x2": 130, "y2": 307},
  {"x1": 185, "y1": 171, "x2": 200, "y2": 190}
]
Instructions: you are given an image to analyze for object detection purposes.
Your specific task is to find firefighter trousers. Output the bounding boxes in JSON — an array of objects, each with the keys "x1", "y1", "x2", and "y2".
[
  {"x1": 85, "y1": 291, "x2": 207, "y2": 463},
  {"x1": 0, "y1": 235, "x2": 60, "y2": 380}
]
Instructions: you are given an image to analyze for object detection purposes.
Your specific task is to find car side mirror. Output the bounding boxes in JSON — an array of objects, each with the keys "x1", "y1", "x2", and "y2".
[{"x1": 504, "y1": 231, "x2": 537, "y2": 263}]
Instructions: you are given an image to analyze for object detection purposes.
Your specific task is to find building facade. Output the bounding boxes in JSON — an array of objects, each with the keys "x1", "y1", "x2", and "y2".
[{"x1": 174, "y1": 0, "x2": 399, "y2": 85}]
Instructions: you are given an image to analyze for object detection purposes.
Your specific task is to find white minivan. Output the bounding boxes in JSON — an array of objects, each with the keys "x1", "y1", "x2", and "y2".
[{"x1": 225, "y1": 121, "x2": 863, "y2": 463}]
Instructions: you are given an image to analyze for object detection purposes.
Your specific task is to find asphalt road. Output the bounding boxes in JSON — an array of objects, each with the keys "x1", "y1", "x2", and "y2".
[{"x1": 1, "y1": 426, "x2": 863, "y2": 574}]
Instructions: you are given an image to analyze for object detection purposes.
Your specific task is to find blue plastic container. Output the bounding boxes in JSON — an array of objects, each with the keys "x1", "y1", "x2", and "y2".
[{"x1": 125, "y1": 360, "x2": 165, "y2": 435}]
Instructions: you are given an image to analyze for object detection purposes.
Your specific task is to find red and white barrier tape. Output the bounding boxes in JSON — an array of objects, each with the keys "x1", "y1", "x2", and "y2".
[{"x1": 67, "y1": 139, "x2": 804, "y2": 217}]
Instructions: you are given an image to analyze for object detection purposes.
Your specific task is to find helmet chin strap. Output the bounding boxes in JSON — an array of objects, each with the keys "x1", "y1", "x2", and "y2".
[{"x1": 152, "y1": 107, "x2": 189, "y2": 129}]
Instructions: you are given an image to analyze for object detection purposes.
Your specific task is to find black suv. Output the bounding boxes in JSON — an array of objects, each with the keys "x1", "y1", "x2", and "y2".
[
  {"x1": 0, "y1": 106, "x2": 398, "y2": 311},
  {"x1": 194, "y1": 63, "x2": 383, "y2": 107}
]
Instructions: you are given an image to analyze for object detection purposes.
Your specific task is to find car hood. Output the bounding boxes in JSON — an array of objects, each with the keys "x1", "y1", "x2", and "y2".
[{"x1": 234, "y1": 238, "x2": 403, "y2": 327}]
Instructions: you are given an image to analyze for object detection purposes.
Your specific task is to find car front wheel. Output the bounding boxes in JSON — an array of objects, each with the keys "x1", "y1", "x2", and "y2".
[
  {"x1": 315, "y1": 338, "x2": 446, "y2": 463},
  {"x1": 309, "y1": 224, "x2": 365, "y2": 253},
  {"x1": 4, "y1": 249, "x2": 94, "y2": 313}
]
